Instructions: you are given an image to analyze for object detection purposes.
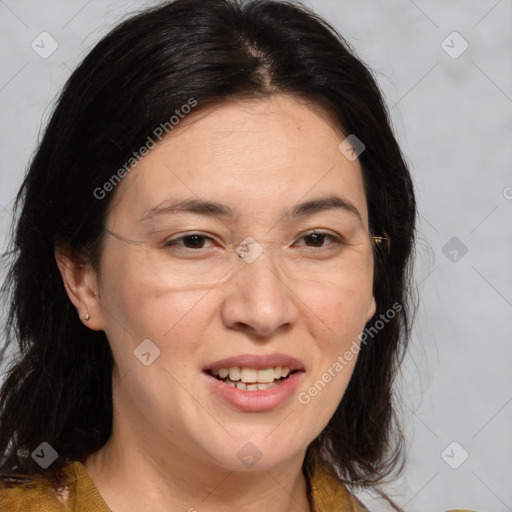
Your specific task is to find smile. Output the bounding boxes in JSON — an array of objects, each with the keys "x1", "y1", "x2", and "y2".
[{"x1": 208, "y1": 366, "x2": 295, "y2": 391}]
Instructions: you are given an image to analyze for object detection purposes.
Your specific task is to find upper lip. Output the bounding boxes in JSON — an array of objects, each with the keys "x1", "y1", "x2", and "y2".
[{"x1": 204, "y1": 353, "x2": 305, "y2": 372}]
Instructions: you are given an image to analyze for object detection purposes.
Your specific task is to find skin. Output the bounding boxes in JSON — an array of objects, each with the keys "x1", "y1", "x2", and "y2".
[{"x1": 56, "y1": 94, "x2": 376, "y2": 512}]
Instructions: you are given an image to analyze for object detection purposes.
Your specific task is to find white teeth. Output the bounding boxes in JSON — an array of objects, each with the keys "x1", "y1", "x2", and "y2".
[
  {"x1": 229, "y1": 367, "x2": 241, "y2": 381},
  {"x1": 240, "y1": 368, "x2": 258, "y2": 383},
  {"x1": 257, "y1": 382, "x2": 278, "y2": 391},
  {"x1": 211, "y1": 365, "x2": 295, "y2": 388},
  {"x1": 256, "y1": 368, "x2": 274, "y2": 383}
]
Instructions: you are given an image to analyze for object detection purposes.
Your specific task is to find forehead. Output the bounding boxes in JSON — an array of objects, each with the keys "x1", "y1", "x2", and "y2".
[
  {"x1": 166, "y1": 95, "x2": 346, "y2": 171},
  {"x1": 107, "y1": 94, "x2": 369, "y2": 229}
]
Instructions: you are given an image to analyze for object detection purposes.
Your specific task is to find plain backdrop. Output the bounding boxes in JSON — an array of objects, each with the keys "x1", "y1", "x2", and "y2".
[{"x1": 0, "y1": 1, "x2": 511, "y2": 511}]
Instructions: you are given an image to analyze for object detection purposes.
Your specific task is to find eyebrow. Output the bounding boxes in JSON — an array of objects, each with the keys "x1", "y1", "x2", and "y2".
[
  {"x1": 139, "y1": 195, "x2": 363, "y2": 225},
  {"x1": 286, "y1": 195, "x2": 362, "y2": 225}
]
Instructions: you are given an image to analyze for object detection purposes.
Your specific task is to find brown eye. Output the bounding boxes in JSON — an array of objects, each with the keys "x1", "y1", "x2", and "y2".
[
  {"x1": 164, "y1": 234, "x2": 214, "y2": 249},
  {"x1": 295, "y1": 231, "x2": 341, "y2": 248},
  {"x1": 304, "y1": 233, "x2": 327, "y2": 247}
]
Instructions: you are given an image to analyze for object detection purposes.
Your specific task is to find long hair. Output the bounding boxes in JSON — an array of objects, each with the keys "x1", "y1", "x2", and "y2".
[{"x1": 0, "y1": 1, "x2": 416, "y2": 509}]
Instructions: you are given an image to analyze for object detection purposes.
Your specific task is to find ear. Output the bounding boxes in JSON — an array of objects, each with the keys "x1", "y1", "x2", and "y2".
[
  {"x1": 366, "y1": 295, "x2": 376, "y2": 322},
  {"x1": 55, "y1": 247, "x2": 104, "y2": 331}
]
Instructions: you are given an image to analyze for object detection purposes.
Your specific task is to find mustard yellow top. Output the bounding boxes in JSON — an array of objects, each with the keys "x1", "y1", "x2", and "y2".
[{"x1": 0, "y1": 460, "x2": 368, "y2": 511}]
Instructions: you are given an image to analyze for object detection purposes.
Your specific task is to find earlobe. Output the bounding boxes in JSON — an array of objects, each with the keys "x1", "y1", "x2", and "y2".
[{"x1": 54, "y1": 248, "x2": 104, "y2": 331}]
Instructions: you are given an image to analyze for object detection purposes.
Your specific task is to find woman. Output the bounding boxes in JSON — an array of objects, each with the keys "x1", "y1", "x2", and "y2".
[{"x1": 0, "y1": 0, "x2": 417, "y2": 510}]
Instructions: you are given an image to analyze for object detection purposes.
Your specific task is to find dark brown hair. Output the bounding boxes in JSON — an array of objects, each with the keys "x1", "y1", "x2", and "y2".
[{"x1": 0, "y1": 0, "x2": 416, "y2": 509}]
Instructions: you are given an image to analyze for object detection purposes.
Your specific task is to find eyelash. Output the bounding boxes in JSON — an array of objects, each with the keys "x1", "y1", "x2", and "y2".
[{"x1": 162, "y1": 231, "x2": 343, "y2": 251}]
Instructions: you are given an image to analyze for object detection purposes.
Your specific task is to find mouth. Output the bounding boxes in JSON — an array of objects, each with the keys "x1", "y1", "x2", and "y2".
[
  {"x1": 203, "y1": 354, "x2": 305, "y2": 411},
  {"x1": 205, "y1": 366, "x2": 299, "y2": 392}
]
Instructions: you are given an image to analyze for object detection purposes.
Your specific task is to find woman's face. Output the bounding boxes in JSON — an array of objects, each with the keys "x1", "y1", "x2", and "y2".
[{"x1": 89, "y1": 94, "x2": 376, "y2": 471}]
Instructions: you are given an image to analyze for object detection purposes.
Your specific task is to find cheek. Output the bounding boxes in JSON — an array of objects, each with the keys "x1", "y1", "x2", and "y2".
[
  {"x1": 98, "y1": 250, "x2": 213, "y2": 369},
  {"x1": 295, "y1": 279, "x2": 369, "y2": 432},
  {"x1": 296, "y1": 270, "x2": 374, "y2": 344}
]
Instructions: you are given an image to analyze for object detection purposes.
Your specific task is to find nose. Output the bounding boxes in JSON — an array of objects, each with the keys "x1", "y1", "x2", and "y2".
[{"x1": 220, "y1": 247, "x2": 298, "y2": 338}]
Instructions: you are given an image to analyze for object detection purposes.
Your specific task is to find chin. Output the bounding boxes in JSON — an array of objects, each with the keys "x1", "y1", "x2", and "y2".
[{"x1": 208, "y1": 438, "x2": 306, "y2": 473}]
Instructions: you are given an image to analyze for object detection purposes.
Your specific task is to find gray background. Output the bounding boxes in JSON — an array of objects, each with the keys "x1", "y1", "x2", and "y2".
[{"x1": 1, "y1": 1, "x2": 511, "y2": 510}]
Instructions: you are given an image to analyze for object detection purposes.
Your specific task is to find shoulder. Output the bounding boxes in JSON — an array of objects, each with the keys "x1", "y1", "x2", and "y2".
[
  {"x1": 0, "y1": 463, "x2": 78, "y2": 512},
  {"x1": 308, "y1": 462, "x2": 369, "y2": 512},
  {"x1": 307, "y1": 464, "x2": 481, "y2": 512}
]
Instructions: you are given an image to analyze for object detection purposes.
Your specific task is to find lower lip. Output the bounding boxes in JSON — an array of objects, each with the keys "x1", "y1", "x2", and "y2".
[{"x1": 204, "y1": 371, "x2": 304, "y2": 412}]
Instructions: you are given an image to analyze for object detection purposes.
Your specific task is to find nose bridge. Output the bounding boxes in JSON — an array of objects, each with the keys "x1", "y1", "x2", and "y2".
[
  {"x1": 222, "y1": 238, "x2": 297, "y2": 336},
  {"x1": 235, "y1": 236, "x2": 287, "y2": 289}
]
